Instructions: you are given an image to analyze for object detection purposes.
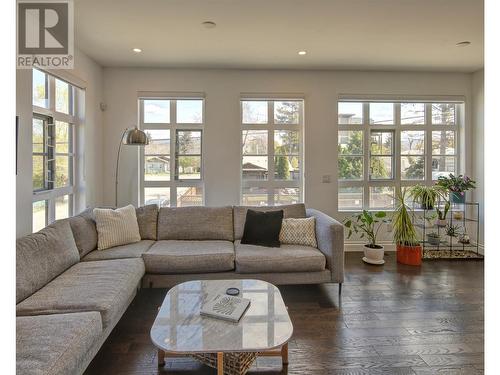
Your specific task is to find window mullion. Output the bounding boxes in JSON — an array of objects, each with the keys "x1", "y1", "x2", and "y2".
[{"x1": 363, "y1": 103, "x2": 370, "y2": 209}]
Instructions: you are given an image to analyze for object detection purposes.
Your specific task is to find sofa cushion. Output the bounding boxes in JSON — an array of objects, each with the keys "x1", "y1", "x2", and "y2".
[
  {"x1": 16, "y1": 312, "x2": 102, "y2": 375},
  {"x1": 233, "y1": 203, "x2": 307, "y2": 240},
  {"x1": 94, "y1": 205, "x2": 142, "y2": 250},
  {"x1": 16, "y1": 258, "x2": 145, "y2": 329},
  {"x1": 143, "y1": 240, "x2": 235, "y2": 274},
  {"x1": 16, "y1": 219, "x2": 80, "y2": 303},
  {"x1": 69, "y1": 208, "x2": 98, "y2": 257},
  {"x1": 157, "y1": 206, "x2": 234, "y2": 241},
  {"x1": 280, "y1": 217, "x2": 318, "y2": 248},
  {"x1": 82, "y1": 240, "x2": 155, "y2": 262},
  {"x1": 234, "y1": 240, "x2": 326, "y2": 273},
  {"x1": 136, "y1": 204, "x2": 158, "y2": 240},
  {"x1": 241, "y1": 209, "x2": 284, "y2": 247}
]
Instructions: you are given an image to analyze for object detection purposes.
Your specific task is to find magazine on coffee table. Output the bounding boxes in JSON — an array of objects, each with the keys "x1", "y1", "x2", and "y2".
[{"x1": 200, "y1": 294, "x2": 251, "y2": 322}]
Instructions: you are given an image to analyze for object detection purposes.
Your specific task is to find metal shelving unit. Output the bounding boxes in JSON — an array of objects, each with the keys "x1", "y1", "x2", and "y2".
[{"x1": 415, "y1": 202, "x2": 483, "y2": 260}]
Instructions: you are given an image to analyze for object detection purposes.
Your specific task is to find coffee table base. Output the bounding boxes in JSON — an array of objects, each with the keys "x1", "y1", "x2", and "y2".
[{"x1": 158, "y1": 343, "x2": 288, "y2": 374}]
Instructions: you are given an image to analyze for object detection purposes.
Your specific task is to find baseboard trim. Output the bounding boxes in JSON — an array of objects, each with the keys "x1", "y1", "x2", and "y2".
[
  {"x1": 345, "y1": 242, "x2": 396, "y2": 252},
  {"x1": 346, "y1": 242, "x2": 485, "y2": 255}
]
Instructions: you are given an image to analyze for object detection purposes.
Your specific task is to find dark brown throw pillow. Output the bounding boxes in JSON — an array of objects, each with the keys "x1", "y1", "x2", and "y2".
[{"x1": 241, "y1": 209, "x2": 284, "y2": 248}]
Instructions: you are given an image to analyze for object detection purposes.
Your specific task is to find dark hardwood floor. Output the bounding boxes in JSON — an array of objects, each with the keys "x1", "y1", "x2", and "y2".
[{"x1": 85, "y1": 252, "x2": 484, "y2": 375}]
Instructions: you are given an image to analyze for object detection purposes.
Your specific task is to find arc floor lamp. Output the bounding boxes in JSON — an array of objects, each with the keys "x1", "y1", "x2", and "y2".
[{"x1": 115, "y1": 127, "x2": 149, "y2": 207}]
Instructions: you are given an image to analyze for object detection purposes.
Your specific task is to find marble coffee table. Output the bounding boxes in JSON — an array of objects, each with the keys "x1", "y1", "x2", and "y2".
[{"x1": 150, "y1": 279, "x2": 293, "y2": 374}]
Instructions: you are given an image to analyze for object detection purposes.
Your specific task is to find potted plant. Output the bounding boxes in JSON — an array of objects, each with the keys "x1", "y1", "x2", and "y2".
[
  {"x1": 343, "y1": 210, "x2": 389, "y2": 265},
  {"x1": 427, "y1": 232, "x2": 441, "y2": 246},
  {"x1": 408, "y1": 185, "x2": 446, "y2": 210},
  {"x1": 436, "y1": 174, "x2": 476, "y2": 204},
  {"x1": 393, "y1": 187, "x2": 422, "y2": 266},
  {"x1": 436, "y1": 200, "x2": 450, "y2": 227},
  {"x1": 445, "y1": 224, "x2": 462, "y2": 238}
]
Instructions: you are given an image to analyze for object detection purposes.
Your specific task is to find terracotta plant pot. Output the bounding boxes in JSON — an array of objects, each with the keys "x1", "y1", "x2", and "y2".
[{"x1": 396, "y1": 244, "x2": 422, "y2": 266}]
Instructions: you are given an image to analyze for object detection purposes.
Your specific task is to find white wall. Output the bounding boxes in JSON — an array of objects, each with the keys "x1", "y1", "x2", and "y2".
[
  {"x1": 103, "y1": 68, "x2": 473, "y2": 222},
  {"x1": 16, "y1": 48, "x2": 105, "y2": 237},
  {"x1": 472, "y1": 69, "x2": 484, "y2": 248}
]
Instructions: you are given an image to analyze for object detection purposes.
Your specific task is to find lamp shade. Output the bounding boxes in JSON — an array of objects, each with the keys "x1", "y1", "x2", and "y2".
[{"x1": 123, "y1": 127, "x2": 149, "y2": 145}]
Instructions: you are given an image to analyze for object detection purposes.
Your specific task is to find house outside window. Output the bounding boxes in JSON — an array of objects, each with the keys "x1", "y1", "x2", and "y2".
[
  {"x1": 139, "y1": 97, "x2": 204, "y2": 207},
  {"x1": 240, "y1": 98, "x2": 304, "y2": 206}
]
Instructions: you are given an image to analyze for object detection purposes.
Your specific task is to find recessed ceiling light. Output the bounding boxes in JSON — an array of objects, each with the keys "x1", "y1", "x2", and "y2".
[
  {"x1": 202, "y1": 21, "x2": 216, "y2": 29},
  {"x1": 132, "y1": 48, "x2": 142, "y2": 53},
  {"x1": 456, "y1": 41, "x2": 471, "y2": 47},
  {"x1": 298, "y1": 51, "x2": 307, "y2": 55}
]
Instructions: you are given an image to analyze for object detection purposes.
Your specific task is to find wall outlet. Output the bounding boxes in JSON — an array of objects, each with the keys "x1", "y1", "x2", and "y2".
[{"x1": 322, "y1": 175, "x2": 331, "y2": 183}]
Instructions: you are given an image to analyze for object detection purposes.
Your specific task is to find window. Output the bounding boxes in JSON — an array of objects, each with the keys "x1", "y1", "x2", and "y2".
[
  {"x1": 32, "y1": 69, "x2": 83, "y2": 232},
  {"x1": 370, "y1": 130, "x2": 394, "y2": 180},
  {"x1": 338, "y1": 100, "x2": 460, "y2": 211},
  {"x1": 241, "y1": 99, "x2": 303, "y2": 206},
  {"x1": 140, "y1": 98, "x2": 204, "y2": 207}
]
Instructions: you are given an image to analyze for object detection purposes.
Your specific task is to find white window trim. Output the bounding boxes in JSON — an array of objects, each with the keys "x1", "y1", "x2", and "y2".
[
  {"x1": 32, "y1": 69, "x2": 83, "y2": 228},
  {"x1": 240, "y1": 98, "x2": 305, "y2": 206},
  {"x1": 138, "y1": 96, "x2": 205, "y2": 207},
  {"x1": 338, "y1": 100, "x2": 462, "y2": 212}
]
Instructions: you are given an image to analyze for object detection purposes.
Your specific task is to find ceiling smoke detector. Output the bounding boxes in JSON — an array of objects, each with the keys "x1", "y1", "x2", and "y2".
[{"x1": 202, "y1": 21, "x2": 217, "y2": 29}]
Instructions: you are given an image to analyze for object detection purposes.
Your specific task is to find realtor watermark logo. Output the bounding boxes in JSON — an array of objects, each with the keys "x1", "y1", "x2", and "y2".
[{"x1": 17, "y1": 0, "x2": 74, "y2": 69}]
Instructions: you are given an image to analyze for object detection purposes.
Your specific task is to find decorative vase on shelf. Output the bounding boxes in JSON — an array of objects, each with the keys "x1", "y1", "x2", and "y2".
[
  {"x1": 450, "y1": 191, "x2": 465, "y2": 204},
  {"x1": 453, "y1": 211, "x2": 464, "y2": 220},
  {"x1": 427, "y1": 233, "x2": 441, "y2": 246},
  {"x1": 459, "y1": 233, "x2": 471, "y2": 244}
]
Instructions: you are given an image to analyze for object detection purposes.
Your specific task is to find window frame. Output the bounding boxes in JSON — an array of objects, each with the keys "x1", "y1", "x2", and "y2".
[
  {"x1": 338, "y1": 100, "x2": 461, "y2": 212},
  {"x1": 32, "y1": 69, "x2": 81, "y2": 231},
  {"x1": 139, "y1": 96, "x2": 205, "y2": 207},
  {"x1": 240, "y1": 98, "x2": 304, "y2": 206}
]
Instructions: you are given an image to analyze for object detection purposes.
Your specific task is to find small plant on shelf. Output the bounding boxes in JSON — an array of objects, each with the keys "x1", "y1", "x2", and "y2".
[
  {"x1": 445, "y1": 224, "x2": 462, "y2": 238},
  {"x1": 392, "y1": 187, "x2": 422, "y2": 266},
  {"x1": 408, "y1": 185, "x2": 446, "y2": 210},
  {"x1": 427, "y1": 232, "x2": 441, "y2": 246},
  {"x1": 436, "y1": 200, "x2": 450, "y2": 227},
  {"x1": 436, "y1": 174, "x2": 476, "y2": 204},
  {"x1": 343, "y1": 210, "x2": 389, "y2": 264}
]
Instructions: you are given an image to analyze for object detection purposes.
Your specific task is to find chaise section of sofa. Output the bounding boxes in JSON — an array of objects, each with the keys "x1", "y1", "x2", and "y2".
[
  {"x1": 16, "y1": 312, "x2": 102, "y2": 375},
  {"x1": 16, "y1": 258, "x2": 145, "y2": 329},
  {"x1": 16, "y1": 217, "x2": 147, "y2": 375}
]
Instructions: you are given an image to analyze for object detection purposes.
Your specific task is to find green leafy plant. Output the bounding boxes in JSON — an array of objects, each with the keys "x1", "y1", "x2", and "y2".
[
  {"x1": 436, "y1": 174, "x2": 476, "y2": 194},
  {"x1": 408, "y1": 185, "x2": 446, "y2": 210},
  {"x1": 392, "y1": 187, "x2": 419, "y2": 246},
  {"x1": 343, "y1": 210, "x2": 389, "y2": 248},
  {"x1": 445, "y1": 224, "x2": 462, "y2": 238}
]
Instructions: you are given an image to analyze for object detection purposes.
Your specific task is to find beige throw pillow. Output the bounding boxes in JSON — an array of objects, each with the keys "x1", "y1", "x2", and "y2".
[
  {"x1": 93, "y1": 205, "x2": 141, "y2": 250},
  {"x1": 279, "y1": 217, "x2": 317, "y2": 248}
]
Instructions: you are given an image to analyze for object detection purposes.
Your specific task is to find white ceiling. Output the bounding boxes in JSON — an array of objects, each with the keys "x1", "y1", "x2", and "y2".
[{"x1": 74, "y1": 0, "x2": 484, "y2": 72}]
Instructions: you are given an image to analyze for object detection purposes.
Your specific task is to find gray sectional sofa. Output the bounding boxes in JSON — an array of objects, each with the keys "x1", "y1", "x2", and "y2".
[{"x1": 16, "y1": 203, "x2": 344, "y2": 375}]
